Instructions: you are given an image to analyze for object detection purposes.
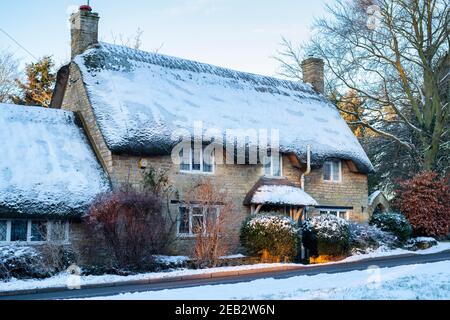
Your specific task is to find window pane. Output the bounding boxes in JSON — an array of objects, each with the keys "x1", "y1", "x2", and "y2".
[
  {"x1": 178, "y1": 207, "x2": 189, "y2": 234},
  {"x1": 11, "y1": 220, "x2": 27, "y2": 242},
  {"x1": 272, "y1": 154, "x2": 281, "y2": 177},
  {"x1": 51, "y1": 221, "x2": 67, "y2": 241},
  {"x1": 332, "y1": 161, "x2": 341, "y2": 181},
  {"x1": 192, "y1": 207, "x2": 203, "y2": 234},
  {"x1": 179, "y1": 149, "x2": 190, "y2": 171},
  {"x1": 31, "y1": 221, "x2": 47, "y2": 242},
  {"x1": 0, "y1": 220, "x2": 6, "y2": 241},
  {"x1": 192, "y1": 146, "x2": 201, "y2": 171},
  {"x1": 203, "y1": 148, "x2": 214, "y2": 173},
  {"x1": 263, "y1": 156, "x2": 271, "y2": 175},
  {"x1": 323, "y1": 162, "x2": 332, "y2": 181},
  {"x1": 206, "y1": 207, "x2": 218, "y2": 227}
]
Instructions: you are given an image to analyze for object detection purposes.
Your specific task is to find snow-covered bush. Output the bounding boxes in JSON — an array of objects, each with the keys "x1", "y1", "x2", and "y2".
[
  {"x1": 348, "y1": 222, "x2": 398, "y2": 254},
  {"x1": 369, "y1": 212, "x2": 412, "y2": 243},
  {"x1": 240, "y1": 214, "x2": 300, "y2": 260},
  {"x1": 0, "y1": 246, "x2": 52, "y2": 281},
  {"x1": 404, "y1": 237, "x2": 438, "y2": 251},
  {"x1": 302, "y1": 214, "x2": 350, "y2": 257}
]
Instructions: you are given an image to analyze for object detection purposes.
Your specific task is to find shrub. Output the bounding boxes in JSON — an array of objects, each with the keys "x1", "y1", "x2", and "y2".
[
  {"x1": 302, "y1": 214, "x2": 350, "y2": 257},
  {"x1": 240, "y1": 214, "x2": 300, "y2": 260},
  {"x1": 0, "y1": 246, "x2": 52, "y2": 281},
  {"x1": 85, "y1": 190, "x2": 174, "y2": 272},
  {"x1": 185, "y1": 179, "x2": 233, "y2": 268},
  {"x1": 348, "y1": 222, "x2": 398, "y2": 254},
  {"x1": 369, "y1": 212, "x2": 412, "y2": 242},
  {"x1": 396, "y1": 171, "x2": 450, "y2": 238}
]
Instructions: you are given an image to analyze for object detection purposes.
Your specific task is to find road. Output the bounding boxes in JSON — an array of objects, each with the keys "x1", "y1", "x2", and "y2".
[{"x1": 2, "y1": 250, "x2": 449, "y2": 300}]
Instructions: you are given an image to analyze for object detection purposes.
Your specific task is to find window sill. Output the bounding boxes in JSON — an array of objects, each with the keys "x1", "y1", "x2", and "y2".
[
  {"x1": 177, "y1": 234, "x2": 197, "y2": 239},
  {"x1": 0, "y1": 241, "x2": 70, "y2": 246},
  {"x1": 179, "y1": 170, "x2": 215, "y2": 176},
  {"x1": 323, "y1": 180, "x2": 342, "y2": 184}
]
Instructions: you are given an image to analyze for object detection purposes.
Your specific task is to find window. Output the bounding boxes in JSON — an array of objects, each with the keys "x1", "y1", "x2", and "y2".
[
  {"x1": 10, "y1": 220, "x2": 27, "y2": 242},
  {"x1": 263, "y1": 153, "x2": 282, "y2": 177},
  {"x1": 323, "y1": 160, "x2": 341, "y2": 182},
  {"x1": 180, "y1": 144, "x2": 215, "y2": 174},
  {"x1": 0, "y1": 220, "x2": 69, "y2": 244},
  {"x1": 177, "y1": 205, "x2": 220, "y2": 236},
  {"x1": 320, "y1": 209, "x2": 350, "y2": 220},
  {"x1": 0, "y1": 220, "x2": 7, "y2": 242}
]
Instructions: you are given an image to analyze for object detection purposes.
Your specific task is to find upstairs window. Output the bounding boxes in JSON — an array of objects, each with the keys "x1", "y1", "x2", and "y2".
[
  {"x1": 263, "y1": 153, "x2": 282, "y2": 177},
  {"x1": 323, "y1": 160, "x2": 341, "y2": 182},
  {"x1": 180, "y1": 144, "x2": 215, "y2": 174}
]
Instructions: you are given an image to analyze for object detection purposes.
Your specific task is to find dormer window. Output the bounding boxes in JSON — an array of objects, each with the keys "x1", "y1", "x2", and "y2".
[
  {"x1": 323, "y1": 160, "x2": 342, "y2": 182},
  {"x1": 263, "y1": 153, "x2": 283, "y2": 177},
  {"x1": 180, "y1": 144, "x2": 215, "y2": 174}
]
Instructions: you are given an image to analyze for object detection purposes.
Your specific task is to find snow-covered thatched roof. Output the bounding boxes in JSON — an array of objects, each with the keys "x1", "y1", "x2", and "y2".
[
  {"x1": 0, "y1": 103, "x2": 110, "y2": 218},
  {"x1": 74, "y1": 42, "x2": 373, "y2": 173},
  {"x1": 244, "y1": 177, "x2": 317, "y2": 206}
]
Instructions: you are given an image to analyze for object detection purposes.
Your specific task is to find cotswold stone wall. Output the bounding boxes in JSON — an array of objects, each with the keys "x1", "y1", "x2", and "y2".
[
  {"x1": 110, "y1": 154, "x2": 262, "y2": 254},
  {"x1": 304, "y1": 164, "x2": 369, "y2": 222}
]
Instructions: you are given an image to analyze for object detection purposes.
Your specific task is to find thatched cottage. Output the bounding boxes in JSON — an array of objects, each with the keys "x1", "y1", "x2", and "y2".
[{"x1": 1, "y1": 6, "x2": 373, "y2": 252}]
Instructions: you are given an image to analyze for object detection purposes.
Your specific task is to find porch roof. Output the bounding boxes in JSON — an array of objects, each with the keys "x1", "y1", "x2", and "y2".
[{"x1": 243, "y1": 177, "x2": 318, "y2": 207}]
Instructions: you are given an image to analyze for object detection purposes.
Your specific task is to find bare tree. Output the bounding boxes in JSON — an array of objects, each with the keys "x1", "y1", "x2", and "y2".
[
  {"x1": 184, "y1": 178, "x2": 233, "y2": 268},
  {"x1": 276, "y1": 0, "x2": 449, "y2": 174},
  {"x1": 110, "y1": 28, "x2": 144, "y2": 50},
  {"x1": 0, "y1": 50, "x2": 19, "y2": 103}
]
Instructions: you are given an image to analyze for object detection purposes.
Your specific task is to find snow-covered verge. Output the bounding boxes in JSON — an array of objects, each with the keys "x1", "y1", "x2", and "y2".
[
  {"x1": 1, "y1": 243, "x2": 449, "y2": 294},
  {"x1": 93, "y1": 260, "x2": 450, "y2": 300},
  {"x1": 343, "y1": 241, "x2": 450, "y2": 262},
  {"x1": 0, "y1": 262, "x2": 297, "y2": 293}
]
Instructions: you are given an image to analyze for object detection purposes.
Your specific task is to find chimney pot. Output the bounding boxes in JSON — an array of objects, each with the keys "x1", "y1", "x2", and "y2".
[
  {"x1": 301, "y1": 57, "x2": 325, "y2": 94},
  {"x1": 79, "y1": 5, "x2": 92, "y2": 12}
]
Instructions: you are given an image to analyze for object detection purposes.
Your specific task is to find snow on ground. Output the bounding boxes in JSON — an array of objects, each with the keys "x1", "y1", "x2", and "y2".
[
  {"x1": 86, "y1": 261, "x2": 450, "y2": 300},
  {"x1": 343, "y1": 241, "x2": 450, "y2": 262},
  {"x1": 0, "y1": 263, "x2": 297, "y2": 293},
  {"x1": 1, "y1": 243, "x2": 449, "y2": 294}
]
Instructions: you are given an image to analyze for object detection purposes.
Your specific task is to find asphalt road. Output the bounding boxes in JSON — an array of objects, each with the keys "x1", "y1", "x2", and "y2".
[{"x1": 2, "y1": 250, "x2": 449, "y2": 300}]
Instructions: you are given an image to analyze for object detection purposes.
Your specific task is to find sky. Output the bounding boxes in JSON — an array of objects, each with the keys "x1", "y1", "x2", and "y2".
[{"x1": 0, "y1": 0, "x2": 333, "y2": 77}]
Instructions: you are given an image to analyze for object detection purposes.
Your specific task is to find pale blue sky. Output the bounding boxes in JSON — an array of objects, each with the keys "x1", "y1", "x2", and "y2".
[{"x1": 0, "y1": 0, "x2": 332, "y2": 76}]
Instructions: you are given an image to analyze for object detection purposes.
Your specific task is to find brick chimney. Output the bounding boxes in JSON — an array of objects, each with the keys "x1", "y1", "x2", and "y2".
[
  {"x1": 301, "y1": 57, "x2": 325, "y2": 94},
  {"x1": 70, "y1": 5, "x2": 99, "y2": 59}
]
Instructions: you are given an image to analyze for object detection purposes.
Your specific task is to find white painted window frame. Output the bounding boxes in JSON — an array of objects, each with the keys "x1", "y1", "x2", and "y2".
[
  {"x1": 319, "y1": 209, "x2": 350, "y2": 221},
  {"x1": 0, "y1": 219, "x2": 70, "y2": 245},
  {"x1": 180, "y1": 145, "x2": 215, "y2": 175},
  {"x1": 177, "y1": 205, "x2": 221, "y2": 237},
  {"x1": 263, "y1": 154, "x2": 283, "y2": 177},
  {"x1": 323, "y1": 160, "x2": 342, "y2": 183}
]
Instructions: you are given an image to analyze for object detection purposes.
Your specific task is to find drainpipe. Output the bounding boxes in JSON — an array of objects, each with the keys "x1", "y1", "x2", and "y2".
[{"x1": 301, "y1": 145, "x2": 311, "y2": 190}]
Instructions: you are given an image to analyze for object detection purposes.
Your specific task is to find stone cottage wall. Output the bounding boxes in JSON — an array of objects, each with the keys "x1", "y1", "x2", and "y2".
[{"x1": 304, "y1": 163, "x2": 369, "y2": 222}]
